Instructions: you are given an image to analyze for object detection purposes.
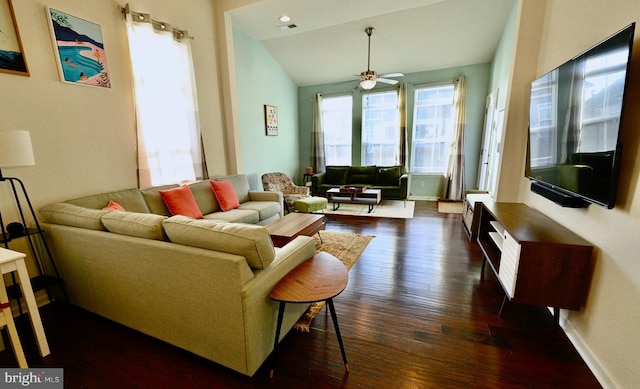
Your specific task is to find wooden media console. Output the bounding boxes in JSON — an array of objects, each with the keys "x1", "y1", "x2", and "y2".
[{"x1": 476, "y1": 202, "x2": 594, "y2": 324}]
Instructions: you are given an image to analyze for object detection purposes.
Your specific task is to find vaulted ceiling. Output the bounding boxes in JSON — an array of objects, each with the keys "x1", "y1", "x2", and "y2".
[{"x1": 227, "y1": 0, "x2": 514, "y2": 87}]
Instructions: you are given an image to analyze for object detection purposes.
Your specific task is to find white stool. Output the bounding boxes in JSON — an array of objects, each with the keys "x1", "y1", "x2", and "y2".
[{"x1": 0, "y1": 290, "x2": 27, "y2": 367}]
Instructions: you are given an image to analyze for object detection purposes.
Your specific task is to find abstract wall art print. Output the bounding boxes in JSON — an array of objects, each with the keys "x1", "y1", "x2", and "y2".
[
  {"x1": 47, "y1": 7, "x2": 110, "y2": 88},
  {"x1": 0, "y1": 0, "x2": 29, "y2": 76},
  {"x1": 264, "y1": 105, "x2": 278, "y2": 136}
]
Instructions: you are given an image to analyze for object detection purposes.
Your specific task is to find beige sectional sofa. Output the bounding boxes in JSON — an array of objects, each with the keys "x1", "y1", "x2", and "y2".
[{"x1": 39, "y1": 174, "x2": 316, "y2": 376}]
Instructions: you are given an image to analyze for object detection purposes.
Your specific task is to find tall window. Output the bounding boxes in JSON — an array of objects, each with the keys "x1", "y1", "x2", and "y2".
[
  {"x1": 321, "y1": 95, "x2": 352, "y2": 165},
  {"x1": 410, "y1": 84, "x2": 454, "y2": 173},
  {"x1": 362, "y1": 91, "x2": 400, "y2": 166},
  {"x1": 125, "y1": 11, "x2": 205, "y2": 187}
]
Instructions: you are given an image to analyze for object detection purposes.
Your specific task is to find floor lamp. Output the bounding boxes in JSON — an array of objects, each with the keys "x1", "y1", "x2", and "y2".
[{"x1": 0, "y1": 130, "x2": 66, "y2": 307}]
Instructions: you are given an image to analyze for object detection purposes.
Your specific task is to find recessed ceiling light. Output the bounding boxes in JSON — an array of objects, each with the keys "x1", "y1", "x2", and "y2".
[{"x1": 279, "y1": 15, "x2": 291, "y2": 22}]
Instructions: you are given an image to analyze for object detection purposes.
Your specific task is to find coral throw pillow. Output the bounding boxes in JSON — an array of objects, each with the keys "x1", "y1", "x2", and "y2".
[
  {"x1": 159, "y1": 186, "x2": 204, "y2": 219},
  {"x1": 210, "y1": 180, "x2": 240, "y2": 211},
  {"x1": 103, "y1": 200, "x2": 126, "y2": 211}
]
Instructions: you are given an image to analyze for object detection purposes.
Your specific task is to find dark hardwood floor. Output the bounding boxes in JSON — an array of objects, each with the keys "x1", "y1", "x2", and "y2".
[{"x1": 1, "y1": 201, "x2": 602, "y2": 388}]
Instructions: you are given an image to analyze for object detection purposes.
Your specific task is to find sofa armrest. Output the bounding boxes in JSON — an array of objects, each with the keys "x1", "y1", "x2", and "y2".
[
  {"x1": 241, "y1": 235, "x2": 316, "y2": 367},
  {"x1": 248, "y1": 190, "x2": 283, "y2": 203},
  {"x1": 289, "y1": 186, "x2": 310, "y2": 196},
  {"x1": 243, "y1": 235, "x2": 316, "y2": 296},
  {"x1": 311, "y1": 173, "x2": 325, "y2": 195},
  {"x1": 399, "y1": 173, "x2": 409, "y2": 199}
]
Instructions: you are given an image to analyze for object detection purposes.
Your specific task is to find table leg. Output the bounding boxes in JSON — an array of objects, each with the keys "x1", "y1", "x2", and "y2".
[
  {"x1": 270, "y1": 301, "x2": 286, "y2": 378},
  {"x1": 0, "y1": 280, "x2": 27, "y2": 367},
  {"x1": 15, "y1": 258, "x2": 50, "y2": 357},
  {"x1": 327, "y1": 298, "x2": 349, "y2": 372}
]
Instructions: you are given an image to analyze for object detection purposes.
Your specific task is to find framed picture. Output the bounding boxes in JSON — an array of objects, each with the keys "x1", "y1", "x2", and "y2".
[
  {"x1": 47, "y1": 7, "x2": 110, "y2": 88},
  {"x1": 0, "y1": 0, "x2": 29, "y2": 76},
  {"x1": 264, "y1": 105, "x2": 278, "y2": 136}
]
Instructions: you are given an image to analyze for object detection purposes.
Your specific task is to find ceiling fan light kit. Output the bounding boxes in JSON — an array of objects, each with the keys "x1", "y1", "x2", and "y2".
[
  {"x1": 355, "y1": 27, "x2": 403, "y2": 90},
  {"x1": 359, "y1": 70, "x2": 377, "y2": 90}
]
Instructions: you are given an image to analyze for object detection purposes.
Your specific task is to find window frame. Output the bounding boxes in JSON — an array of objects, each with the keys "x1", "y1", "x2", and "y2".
[
  {"x1": 361, "y1": 90, "x2": 401, "y2": 166},
  {"x1": 321, "y1": 94, "x2": 353, "y2": 166},
  {"x1": 409, "y1": 83, "x2": 455, "y2": 174}
]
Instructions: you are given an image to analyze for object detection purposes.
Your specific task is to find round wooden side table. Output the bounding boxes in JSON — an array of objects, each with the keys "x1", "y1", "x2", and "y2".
[{"x1": 269, "y1": 251, "x2": 349, "y2": 377}]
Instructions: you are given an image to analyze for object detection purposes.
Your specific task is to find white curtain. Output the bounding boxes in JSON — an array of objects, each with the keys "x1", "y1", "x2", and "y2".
[
  {"x1": 445, "y1": 76, "x2": 467, "y2": 200},
  {"x1": 398, "y1": 83, "x2": 408, "y2": 168},
  {"x1": 125, "y1": 12, "x2": 205, "y2": 188},
  {"x1": 311, "y1": 93, "x2": 326, "y2": 173}
]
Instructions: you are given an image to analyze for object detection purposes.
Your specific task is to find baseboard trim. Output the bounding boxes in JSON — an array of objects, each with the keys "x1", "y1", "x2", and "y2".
[
  {"x1": 408, "y1": 195, "x2": 438, "y2": 201},
  {"x1": 557, "y1": 310, "x2": 618, "y2": 389},
  {"x1": 9, "y1": 289, "x2": 52, "y2": 318}
]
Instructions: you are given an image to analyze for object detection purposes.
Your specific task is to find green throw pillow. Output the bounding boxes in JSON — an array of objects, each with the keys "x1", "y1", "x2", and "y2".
[
  {"x1": 325, "y1": 166, "x2": 349, "y2": 185},
  {"x1": 377, "y1": 166, "x2": 402, "y2": 186}
]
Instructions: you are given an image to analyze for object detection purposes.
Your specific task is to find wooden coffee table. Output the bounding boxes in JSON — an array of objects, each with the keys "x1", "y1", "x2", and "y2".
[
  {"x1": 269, "y1": 252, "x2": 349, "y2": 376},
  {"x1": 326, "y1": 188, "x2": 382, "y2": 213},
  {"x1": 265, "y1": 213, "x2": 325, "y2": 247}
]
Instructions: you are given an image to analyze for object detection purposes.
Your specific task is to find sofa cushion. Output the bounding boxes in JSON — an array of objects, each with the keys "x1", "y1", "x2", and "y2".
[
  {"x1": 39, "y1": 203, "x2": 109, "y2": 231},
  {"x1": 349, "y1": 166, "x2": 377, "y2": 184},
  {"x1": 211, "y1": 180, "x2": 240, "y2": 211},
  {"x1": 162, "y1": 216, "x2": 276, "y2": 269},
  {"x1": 101, "y1": 211, "x2": 167, "y2": 241},
  {"x1": 159, "y1": 186, "x2": 204, "y2": 219},
  {"x1": 66, "y1": 188, "x2": 150, "y2": 213},
  {"x1": 377, "y1": 166, "x2": 403, "y2": 186},
  {"x1": 189, "y1": 180, "x2": 220, "y2": 215},
  {"x1": 237, "y1": 201, "x2": 280, "y2": 222},
  {"x1": 203, "y1": 209, "x2": 259, "y2": 224},
  {"x1": 140, "y1": 184, "x2": 179, "y2": 216},
  {"x1": 325, "y1": 166, "x2": 349, "y2": 185}
]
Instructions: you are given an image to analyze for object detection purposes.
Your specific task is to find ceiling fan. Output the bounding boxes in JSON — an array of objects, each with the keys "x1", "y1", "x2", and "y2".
[{"x1": 356, "y1": 27, "x2": 403, "y2": 90}]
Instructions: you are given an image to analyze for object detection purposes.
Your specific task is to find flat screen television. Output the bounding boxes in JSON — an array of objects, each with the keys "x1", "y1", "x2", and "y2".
[{"x1": 527, "y1": 23, "x2": 635, "y2": 209}]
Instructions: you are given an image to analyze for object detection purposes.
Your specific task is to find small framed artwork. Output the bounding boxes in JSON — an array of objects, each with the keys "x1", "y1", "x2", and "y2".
[
  {"x1": 47, "y1": 7, "x2": 110, "y2": 88},
  {"x1": 264, "y1": 104, "x2": 278, "y2": 136},
  {"x1": 0, "y1": 0, "x2": 29, "y2": 76}
]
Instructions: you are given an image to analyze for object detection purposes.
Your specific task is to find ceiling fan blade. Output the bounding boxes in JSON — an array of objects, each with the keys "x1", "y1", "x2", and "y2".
[
  {"x1": 378, "y1": 72, "x2": 404, "y2": 78},
  {"x1": 377, "y1": 78, "x2": 399, "y2": 85}
]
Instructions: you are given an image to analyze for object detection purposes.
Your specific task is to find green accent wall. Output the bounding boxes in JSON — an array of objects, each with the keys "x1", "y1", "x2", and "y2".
[
  {"x1": 233, "y1": 27, "x2": 300, "y2": 188},
  {"x1": 298, "y1": 63, "x2": 492, "y2": 197}
]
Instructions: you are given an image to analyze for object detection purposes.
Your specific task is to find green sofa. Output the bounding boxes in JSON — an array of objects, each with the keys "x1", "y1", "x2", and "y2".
[
  {"x1": 38, "y1": 174, "x2": 316, "y2": 376},
  {"x1": 311, "y1": 165, "x2": 408, "y2": 200}
]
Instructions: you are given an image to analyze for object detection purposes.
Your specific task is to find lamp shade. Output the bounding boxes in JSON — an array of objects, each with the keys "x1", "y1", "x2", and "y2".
[
  {"x1": 0, "y1": 130, "x2": 35, "y2": 168},
  {"x1": 360, "y1": 79, "x2": 377, "y2": 90}
]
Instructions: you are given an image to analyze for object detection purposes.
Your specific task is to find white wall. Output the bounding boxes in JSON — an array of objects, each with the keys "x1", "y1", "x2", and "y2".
[
  {"x1": 232, "y1": 27, "x2": 300, "y2": 189},
  {"x1": 498, "y1": 1, "x2": 640, "y2": 387},
  {"x1": 0, "y1": 0, "x2": 226, "y2": 216}
]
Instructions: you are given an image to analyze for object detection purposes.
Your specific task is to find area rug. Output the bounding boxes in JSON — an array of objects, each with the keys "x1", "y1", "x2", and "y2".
[
  {"x1": 293, "y1": 230, "x2": 374, "y2": 332},
  {"x1": 322, "y1": 199, "x2": 414, "y2": 219},
  {"x1": 437, "y1": 199, "x2": 463, "y2": 214}
]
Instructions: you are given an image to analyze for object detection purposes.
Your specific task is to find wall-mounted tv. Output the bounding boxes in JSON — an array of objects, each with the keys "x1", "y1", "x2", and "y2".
[{"x1": 527, "y1": 23, "x2": 635, "y2": 209}]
